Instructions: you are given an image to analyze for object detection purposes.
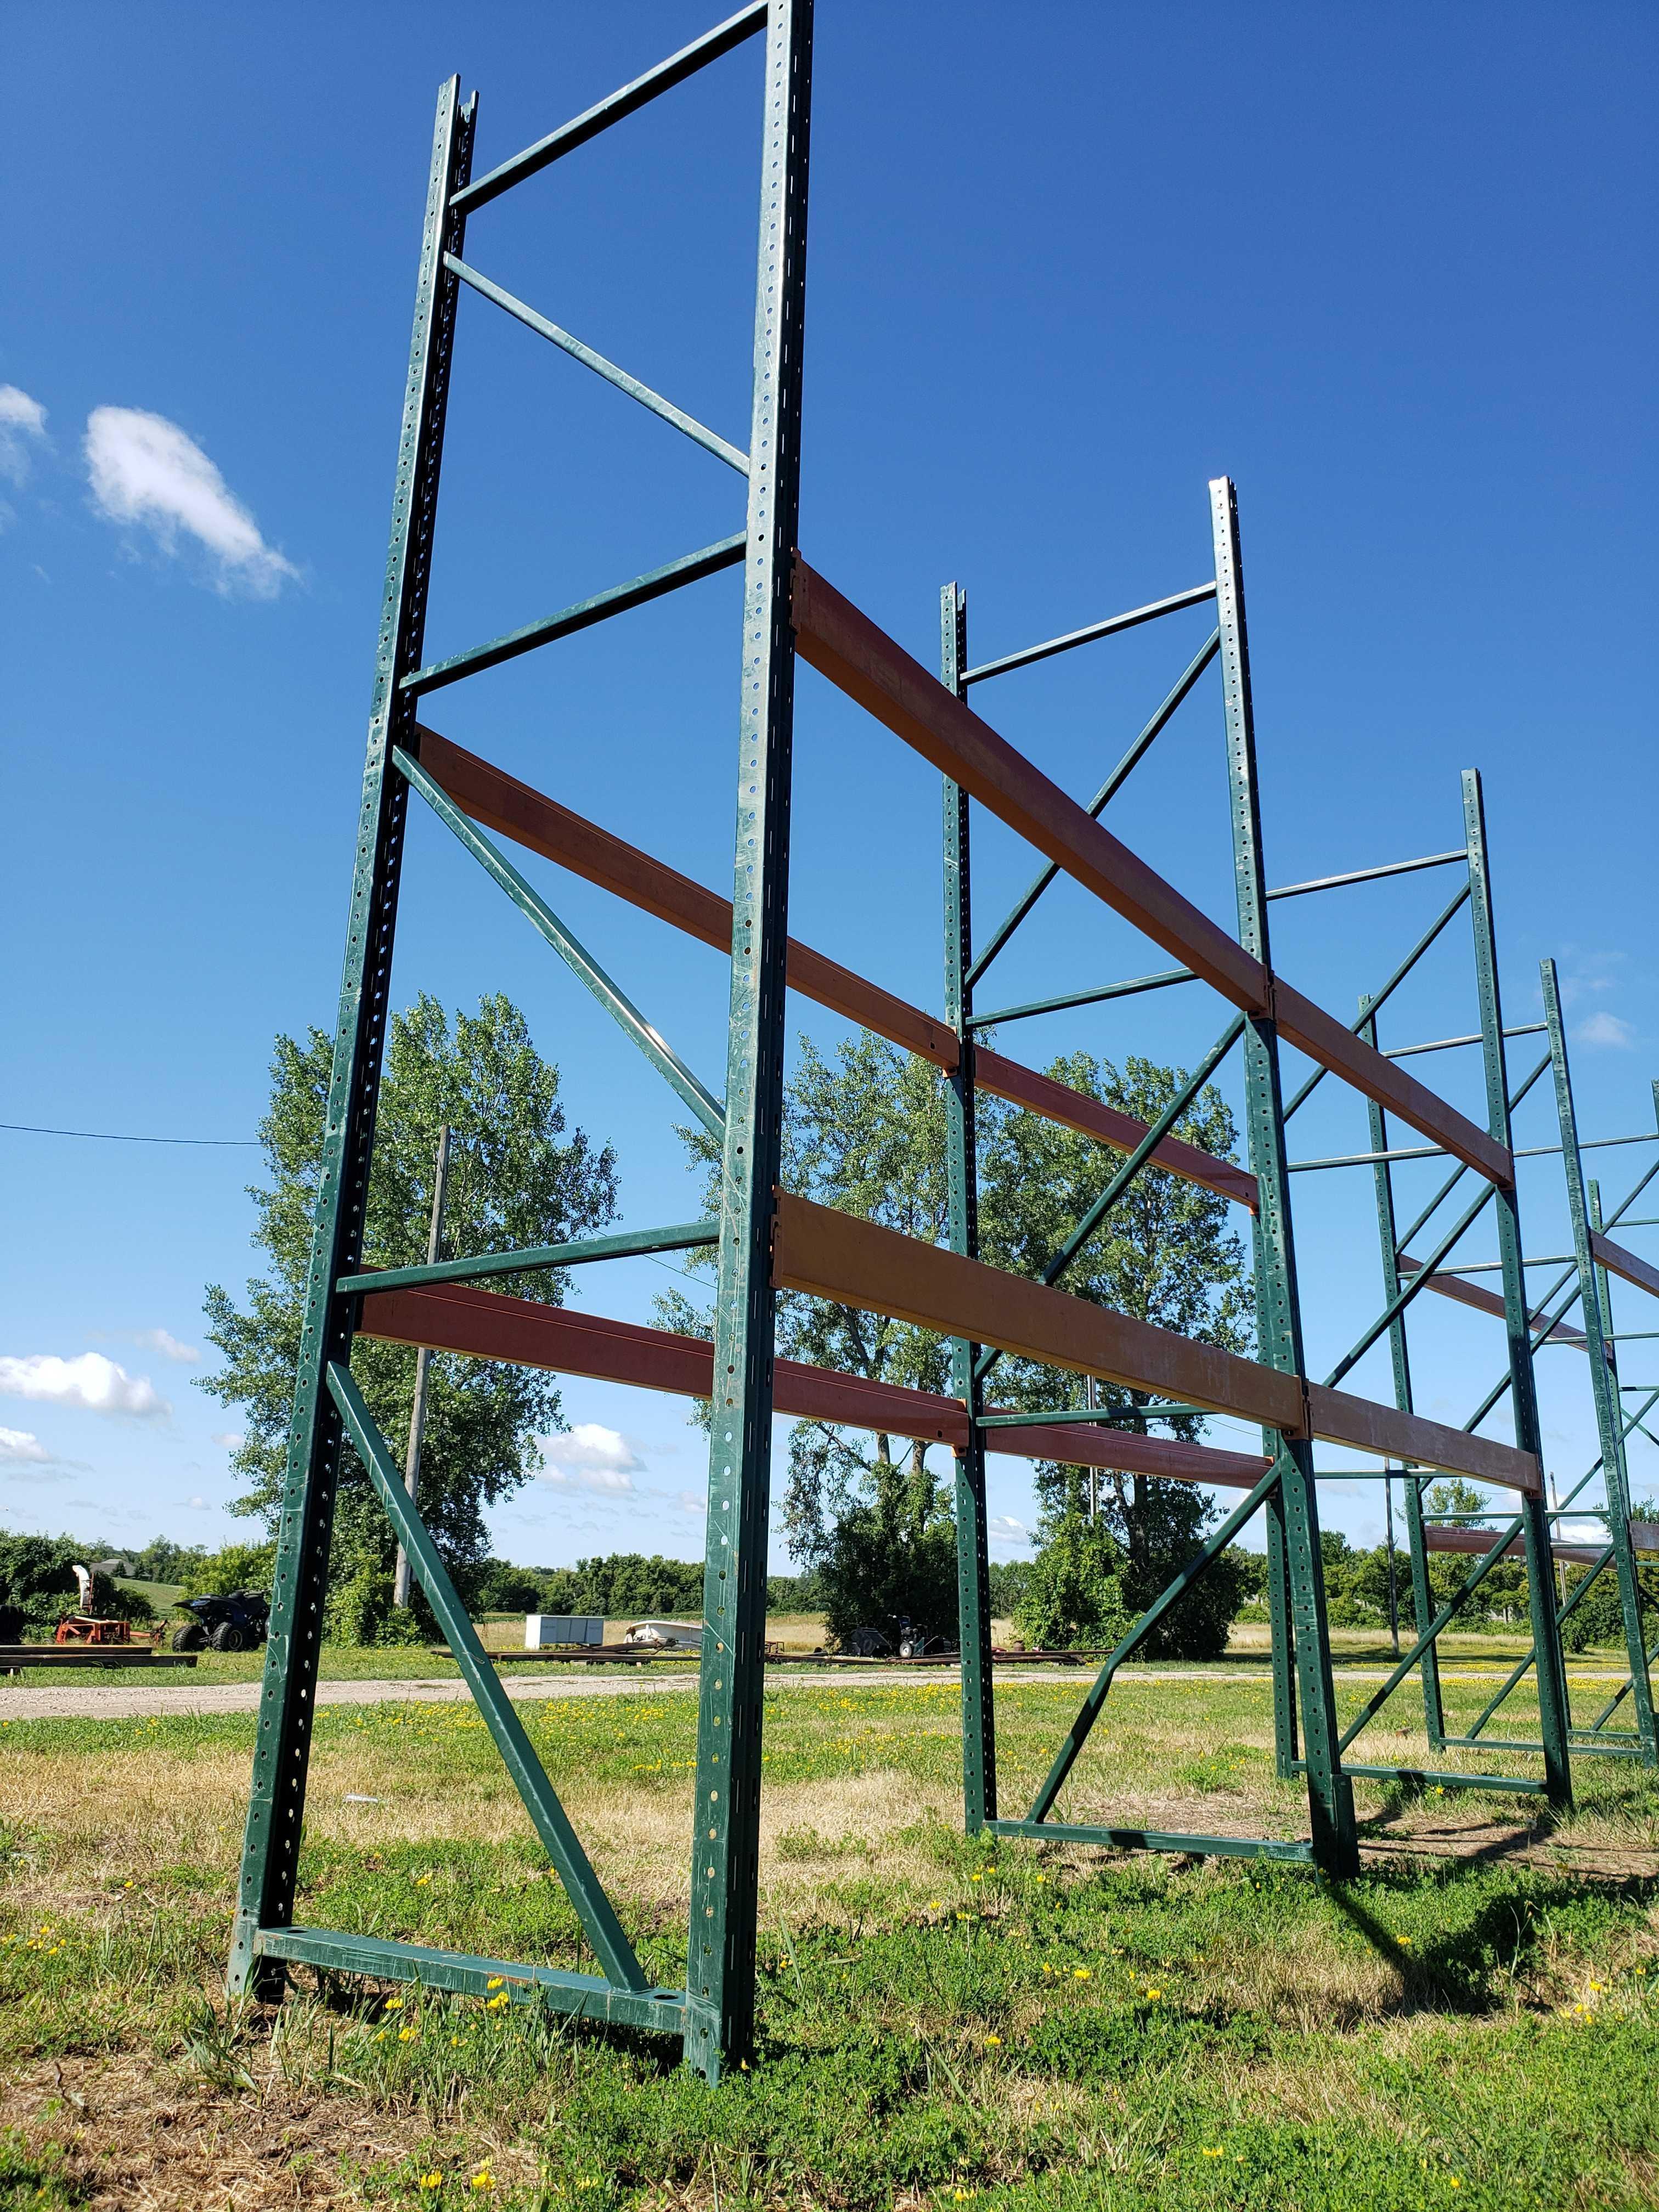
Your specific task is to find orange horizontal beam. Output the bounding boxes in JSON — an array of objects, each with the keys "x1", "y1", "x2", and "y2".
[
  {"x1": 1591, "y1": 1232, "x2": 1659, "y2": 1302},
  {"x1": 1397, "y1": 1254, "x2": 1595, "y2": 1353},
  {"x1": 789, "y1": 560, "x2": 1512, "y2": 1190},
  {"x1": 1422, "y1": 1525, "x2": 1604, "y2": 1567},
  {"x1": 416, "y1": 724, "x2": 1257, "y2": 1211},
  {"x1": 974, "y1": 1047, "x2": 1257, "y2": 1211},
  {"x1": 771, "y1": 1191, "x2": 1541, "y2": 1493},
  {"x1": 354, "y1": 1279, "x2": 1272, "y2": 1491}
]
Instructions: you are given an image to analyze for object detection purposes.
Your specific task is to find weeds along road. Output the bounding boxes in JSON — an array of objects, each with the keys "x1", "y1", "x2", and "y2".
[{"x1": 0, "y1": 1660, "x2": 1633, "y2": 1723}]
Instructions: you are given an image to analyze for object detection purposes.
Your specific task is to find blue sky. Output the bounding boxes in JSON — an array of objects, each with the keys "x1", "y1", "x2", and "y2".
[{"x1": 4, "y1": 2, "x2": 1654, "y2": 1571}]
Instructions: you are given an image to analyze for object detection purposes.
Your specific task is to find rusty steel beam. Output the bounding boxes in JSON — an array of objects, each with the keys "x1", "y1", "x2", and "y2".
[
  {"x1": 415, "y1": 725, "x2": 1256, "y2": 1209},
  {"x1": 1423, "y1": 1525, "x2": 1605, "y2": 1567},
  {"x1": 354, "y1": 1278, "x2": 1272, "y2": 1489},
  {"x1": 789, "y1": 561, "x2": 1513, "y2": 1189},
  {"x1": 1398, "y1": 1252, "x2": 1595, "y2": 1351},
  {"x1": 973, "y1": 1047, "x2": 1257, "y2": 1211},
  {"x1": 770, "y1": 1192, "x2": 1541, "y2": 1492},
  {"x1": 1591, "y1": 1231, "x2": 1659, "y2": 1302}
]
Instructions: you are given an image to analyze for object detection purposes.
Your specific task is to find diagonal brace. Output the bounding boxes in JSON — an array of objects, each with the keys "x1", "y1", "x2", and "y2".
[
  {"x1": 1027, "y1": 1464, "x2": 1280, "y2": 1823},
  {"x1": 446, "y1": 255, "x2": 748, "y2": 475},
  {"x1": 1283, "y1": 881, "x2": 1471, "y2": 1122},
  {"x1": 966, "y1": 630, "x2": 1219, "y2": 987},
  {"x1": 397, "y1": 747, "x2": 724, "y2": 1136},
  {"x1": 1324, "y1": 1177, "x2": 1497, "y2": 1388},
  {"x1": 326, "y1": 1362, "x2": 648, "y2": 1991}
]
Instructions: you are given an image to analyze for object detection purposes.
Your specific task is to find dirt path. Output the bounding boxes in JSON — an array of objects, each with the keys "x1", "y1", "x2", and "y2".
[{"x1": 0, "y1": 1661, "x2": 1632, "y2": 1724}]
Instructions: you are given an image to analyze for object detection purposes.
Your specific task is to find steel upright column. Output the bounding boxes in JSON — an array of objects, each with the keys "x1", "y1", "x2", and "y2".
[
  {"x1": 941, "y1": 581, "x2": 996, "y2": 1833},
  {"x1": 229, "y1": 79, "x2": 475, "y2": 1997},
  {"x1": 1359, "y1": 1010, "x2": 1448, "y2": 1746},
  {"x1": 1542, "y1": 958, "x2": 1657, "y2": 1760},
  {"x1": 684, "y1": 0, "x2": 814, "y2": 2084},
  {"x1": 1464, "y1": 777, "x2": 1572, "y2": 1803},
  {"x1": 1210, "y1": 477, "x2": 1357, "y2": 1874}
]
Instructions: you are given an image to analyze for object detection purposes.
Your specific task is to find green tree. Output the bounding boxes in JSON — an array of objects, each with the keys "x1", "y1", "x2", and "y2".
[
  {"x1": 201, "y1": 994, "x2": 618, "y2": 1640},
  {"x1": 658, "y1": 1036, "x2": 1254, "y2": 1655}
]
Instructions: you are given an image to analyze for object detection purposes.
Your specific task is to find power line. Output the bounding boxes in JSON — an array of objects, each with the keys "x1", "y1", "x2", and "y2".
[{"x1": 0, "y1": 1120, "x2": 258, "y2": 1148}]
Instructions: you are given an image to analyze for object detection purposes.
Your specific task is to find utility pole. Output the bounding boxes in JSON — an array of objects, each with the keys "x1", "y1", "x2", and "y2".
[{"x1": 392, "y1": 1124, "x2": 452, "y2": 1609}]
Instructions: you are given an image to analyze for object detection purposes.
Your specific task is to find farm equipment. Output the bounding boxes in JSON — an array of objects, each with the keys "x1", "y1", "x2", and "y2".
[
  {"x1": 171, "y1": 1589, "x2": 270, "y2": 1654},
  {"x1": 53, "y1": 1563, "x2": 161, "y2": 1646}
]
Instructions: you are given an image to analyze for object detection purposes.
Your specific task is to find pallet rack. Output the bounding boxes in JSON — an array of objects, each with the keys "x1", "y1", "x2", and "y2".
[{"x1": 233, "y1": 1, "x2": 1588, "y2": 2078}]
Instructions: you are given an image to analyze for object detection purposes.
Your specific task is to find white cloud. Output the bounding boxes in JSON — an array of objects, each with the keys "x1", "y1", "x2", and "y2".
[
  {"x1": 136, "y1": 1327, "x2": 200, "y2": 1364},
  {"x1": 212, "y1": 1430, "x2": 246, "y2": 1452},
  {"x1": 988, "y1": 1514, "x2": 1031, "y2": 1550},
  {"x1": 83, "y1": 405, "x2": 297, "y2": 597},
  {"x1": 676, "y1": 1489, "x2": 706, "y2": 1517},
  {"x1": 1575, "y1": 1012, "x2": 1635, "y2": 1049},
  {"x1": 535, "y1": 1424, "x2": 641, "y2": 1494},
  {"x1": 0, "y1": 1351, "x2": 168, "y2": 1419},
  {"x1": 0, "y1": 385, "x2": 47, "y2": 485},
  {"x1": 0, "y1": 1427, "x2": 52, "y2": 1464}
]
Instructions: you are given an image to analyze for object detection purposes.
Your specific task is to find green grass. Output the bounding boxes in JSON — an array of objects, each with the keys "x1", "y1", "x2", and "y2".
[{"x1": 4, "y1": 1677, "x2": 1659, "y2": 2207}]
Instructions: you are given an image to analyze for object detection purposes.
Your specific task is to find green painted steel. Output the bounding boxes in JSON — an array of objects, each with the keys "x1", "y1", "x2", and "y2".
[
  {"x1": 336, "y1": 1218, "x2": 720, "y2": 1296},
  {"x1": 1294, "y1": 1763, "x2": 1547, "y2": 1797},
  {"x1": 966, "y1": 630, "x2": 1218, "y2": 988},
  {"x1": 966, "y1": 966, "x2": 1197, "y2": 1030},
  {"x1": 255, "y1": 1927, "x2": 686, "y2": 2033},
  {"x1": 989, "y1": 1818, "x2": 1313, "y2": 1865},
  {"x1": 961, "y1": 582, "x2": 1216, "y2": 685},
  {"x1": 396, "y1": 747, "x2": 725, "y2": 1134},
  {"x1": 941, "y1": 580, "x2": 996, "y2": 1835},
  {"x1": 1265, "y1": 849, "x2": 1468, "y2": 901},
  {"x1": 1282, "y1": 882, "x2": 1472, "y2": 1124},
  {"x1": 1026, "y1": 1467, "x2": 1282, "y2": 1824},
  {"x1": 1464, "y1": 774, "x2": 1572, "y2": 1805},
  {"x1": 445, "y1": 253, "x2": 750, "y2": 473},
  {"x1": 229, "y1": 78, "x2": 477, "y2": 2005},
  {"x1": 452, "y1": 3, "x2": 768, "y2": 215},
  {"x1": 1543, "y1": 961, "x2": 1657, "y2": 1760},
  {"x1": 326, "y1": 1363, "x2": 649, "y2": 1990},
  {"x1": 682, "y1": 0, "x2": 814, "y2": 2085},
  {"x1": 976, "y1": 1404, "x2": 1212, "y2": 1430},
  {"x1": 399, "y1": 533, "x2": 747, "y2": 698},
  {"x1": 1211, "y1": 477, "x2": 1357, "y2": 1877},
  {"x1": 1360, "y1": 1008, "x2": 1446, "y2": 1745}
]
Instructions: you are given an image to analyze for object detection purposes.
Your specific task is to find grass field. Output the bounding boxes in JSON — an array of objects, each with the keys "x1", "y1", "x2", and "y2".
[{"x1": 5, "y1": 1662, "x2": 1659, "y2": 2209}]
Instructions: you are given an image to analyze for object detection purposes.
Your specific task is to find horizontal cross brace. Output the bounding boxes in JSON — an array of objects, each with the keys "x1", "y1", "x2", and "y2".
[
  {"x1": 337, "y1": 1218, "x2": 719, "y2": 1298},
  {"x1": 986, "y1": 1818, "x2": 1312, "y2": 1864},
  {"x1": 1293, "y1": 1763, "x2": 1547, "y2": 1797},
  {"x1": 445, "y1": 255, "x2": 748, "y2": 473},
  {"x1": 770, "y1": 1190, "x2": 1541, "y2": 1491},
  {"x1": 961, "y1": 582, "x2": 1217, "y2": 685},
  {"x1": 451, "y1": 3, "x2": 767, "y2": 214},
  {"x1": 1384, "y1": 1024, "x2": 1547, "y2": 1060},
  {"x1": 413, "y1": 726, "x2": 1259, "y2": 1211},
  {"x1": 789, "y1": 558, "x2": 1513, "y2": 1188},
  {"x1": 354, "y1": 1278, "x2": 1275, "y2": 1489},
  {"x1": 253, "y1": 1927, "x2": 686, "y2": 2035},
  {"x1": 966, "y1": 966, "x2": 1197, "y2": 1028},
  {"x1": 401, "y1": 534, "x2": 746, "y2": 696},
  {"x1": 1265, "y1": 848, "x2": 1468, "y2": 901}
]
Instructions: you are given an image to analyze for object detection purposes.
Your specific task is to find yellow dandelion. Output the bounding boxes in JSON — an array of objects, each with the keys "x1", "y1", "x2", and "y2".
[
  {"x1": 420, "y1": 2175, "x2": 442, "y2": 2192},
  {"x1": 1203, "y1": 2148, "x2": 1223, "y2": 2158},
  {"x1": 1145, "y1": 1988, "x2": 1163, "y2": 2001},
  {"x1": 1396, "y1": 1936, "x2": 1413, "y2": 1948},
  {"x1": 1073, "y1": 1967, "x2": 1091, "y2": 1980},
  {"x1": 382, "y1": 1996, "x2": 405, "y2": 2011},
  {"x1": 486, "y1": 1975, "x2": 505, "y2": 1989},
  {"x1": 984, "y1": 2033, "x2": 1002, "y2": 2046},
  {"x1": 399, "y1": 2026, "x2": 418, "y2": 2042},
  {"x1": 471, "y1": 2170, "x2": 495, "y2": 2193}
]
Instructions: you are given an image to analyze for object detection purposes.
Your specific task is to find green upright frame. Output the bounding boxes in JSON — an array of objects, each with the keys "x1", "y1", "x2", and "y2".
[{"x1": 229, "y1": 1, "x2": 811, "y2": 2083}]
